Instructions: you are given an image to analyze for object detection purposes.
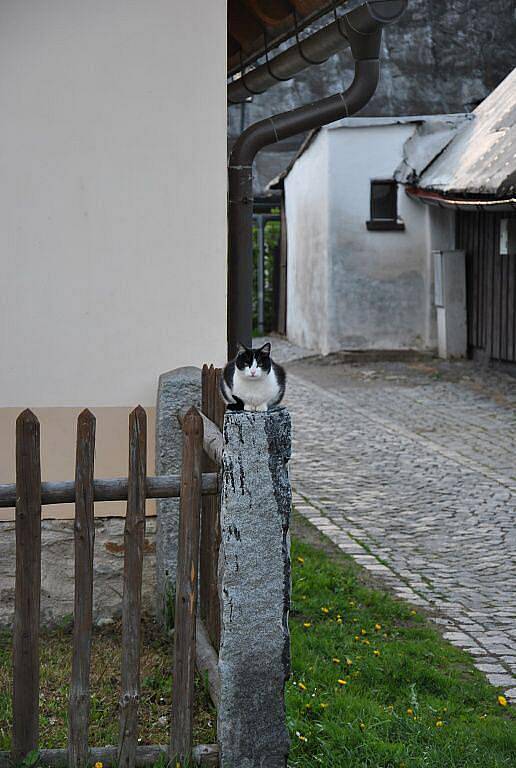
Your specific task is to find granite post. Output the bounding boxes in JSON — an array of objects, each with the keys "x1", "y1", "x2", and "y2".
[
  {"x1": 155, "y1": 366, "x2": 201, "y2": 621},
  {"x1": 218, "y1": 408, "x2": 292, "y2": 768}
]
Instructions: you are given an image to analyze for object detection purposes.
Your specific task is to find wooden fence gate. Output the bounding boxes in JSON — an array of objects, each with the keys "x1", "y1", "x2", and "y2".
[{"x1": 0, "y1": 368, "x2": 225, "y2": 768}]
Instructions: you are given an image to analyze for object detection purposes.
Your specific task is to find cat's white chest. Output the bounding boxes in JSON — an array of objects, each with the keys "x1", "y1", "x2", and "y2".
[{"x1": 233, "y1": 368, "x2": 278, "y2": 410}]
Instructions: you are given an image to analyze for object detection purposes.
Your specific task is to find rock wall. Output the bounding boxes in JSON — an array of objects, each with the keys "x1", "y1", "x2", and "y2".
[
  {"x1": 0, "y1": 517, "x2": 156, "y2": 628},
  {"x1": 228, "y1": 0, "x2": 516, "y2": 192}
]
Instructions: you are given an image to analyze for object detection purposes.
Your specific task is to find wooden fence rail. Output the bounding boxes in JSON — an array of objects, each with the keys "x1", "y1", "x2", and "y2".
[{"x1": 4, "y1": 397, "x2": 220, "y2": 768}]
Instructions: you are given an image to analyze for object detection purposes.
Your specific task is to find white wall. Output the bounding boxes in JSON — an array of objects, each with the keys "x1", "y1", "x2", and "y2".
[
  {"x1": 0, "y1": 0, "x2": 227, "y2": 408},
  {"x1": 327, "y1": 123, "x2": 432, "y2": 351},
  {"x1": 285, "y1": 132, "x2": 330, "y2": 353},
  {"x1": 285, "y1": 121, "x2": 437, "y2": 354}
]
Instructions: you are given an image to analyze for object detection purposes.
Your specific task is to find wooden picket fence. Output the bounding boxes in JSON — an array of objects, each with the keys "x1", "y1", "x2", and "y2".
[{"x1": 0, "y1": 370, "x2": 226, "y2": 768}]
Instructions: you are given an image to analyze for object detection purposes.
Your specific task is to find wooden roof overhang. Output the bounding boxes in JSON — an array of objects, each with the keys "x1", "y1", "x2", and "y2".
[{"x1": 228, "y1": 0, "x2": 349, "y2": 77}]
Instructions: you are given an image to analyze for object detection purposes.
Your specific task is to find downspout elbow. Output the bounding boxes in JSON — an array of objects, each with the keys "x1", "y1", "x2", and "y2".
[{"x1": 230, "y1": 57, "x2": 380, "y2": 169}]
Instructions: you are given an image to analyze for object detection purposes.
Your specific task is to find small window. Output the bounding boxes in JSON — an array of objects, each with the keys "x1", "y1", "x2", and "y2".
[{"x1": 366, "y1": 180, "x2": 405, "y2": 231}]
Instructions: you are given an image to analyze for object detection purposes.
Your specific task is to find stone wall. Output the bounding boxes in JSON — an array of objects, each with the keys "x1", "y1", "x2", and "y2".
[{"x1": 0, "y1": 517, "x2": 156, "y2": 628}]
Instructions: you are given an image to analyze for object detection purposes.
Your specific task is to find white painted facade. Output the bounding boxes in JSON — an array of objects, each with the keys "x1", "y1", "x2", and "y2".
[
  {"x1": 284, "y1": 118, "x2": 456, "y2": 354},
  {"x1": 0, "y1": 1, "x2": 227, "y2": 517}
]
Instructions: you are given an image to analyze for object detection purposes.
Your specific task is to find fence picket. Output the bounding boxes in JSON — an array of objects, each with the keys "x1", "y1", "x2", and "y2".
[
  {"x1": 170, "y1": 407, "x2": 203, "y2": 764},
  {"x1": 200, "y1": 368, "x2": 222, "y2": 651},
  {"x1": 12, "y1": 410, "x2": 42, "y2": 761},
  {"x1": 118, "y1": 407, "x2": 147, "y2": 768},
  {"x1": 69, "y1": 410, "x2": 96, "y2": 768}
]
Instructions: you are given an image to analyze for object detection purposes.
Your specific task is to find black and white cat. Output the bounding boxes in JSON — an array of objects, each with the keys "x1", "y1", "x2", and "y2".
[{"x1": 220, "y1": 342, "x2": 286, "y2": 412}]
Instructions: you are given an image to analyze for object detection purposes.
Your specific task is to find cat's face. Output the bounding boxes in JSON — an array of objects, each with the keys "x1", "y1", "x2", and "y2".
[{"x1": 235, "y1": 343, "x2": 271, "y2": 379}]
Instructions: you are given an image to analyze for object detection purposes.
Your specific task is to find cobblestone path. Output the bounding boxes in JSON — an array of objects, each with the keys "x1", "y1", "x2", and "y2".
[{"x1": 281, "y1": 355, "x2": 516, "y2": 701}]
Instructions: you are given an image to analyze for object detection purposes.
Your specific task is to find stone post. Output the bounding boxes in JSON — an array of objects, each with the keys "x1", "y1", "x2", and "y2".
[
  {"x1": 155, "y1": 366, "x2": 201, "y2": 621},
  {"x1": 218, "y1": 408, "x2": 292, "y2": 768}
]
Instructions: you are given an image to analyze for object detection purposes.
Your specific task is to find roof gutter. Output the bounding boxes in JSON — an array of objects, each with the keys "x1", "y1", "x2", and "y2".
[
  {"x1": 228, "y1": 3, "x2": 368, "y2": 104},
  {"x1": 407, "y1": 186, "x2": 516, "y2": 212},
  {"x1": 227, "y1": 0, "x2": 408, "y2": 357}
]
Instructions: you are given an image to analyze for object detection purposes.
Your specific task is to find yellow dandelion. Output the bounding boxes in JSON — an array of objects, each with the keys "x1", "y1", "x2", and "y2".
[
  {"x1": 349, "y1": 600, "x2": 356, "y2": 607},
  {"x1": 337, "y1": 617, "x2": 343, "y2": 624},
  {"x1": 298, "y1": 682, "x2": 307, "y2": 691},
  {"x1": 320, "y1": 702, "x2": 329, "y2": 709},
  {"x1": 303, "y1": 622, "x2": 311, "y2": 628},
  {"x1": 373, "y1": 649, "x2": 380, "y2": 657},
  {"x1": 436, "y1": 720, "x2": 444, "y2": 727},
  {"x1": 410, "y1": 610, "x2": 417, "y2": 616},
  {"x1": 332, "y1": 657, "x2": 340, "y2": 664},
  {"x1": 375, "y1": 623, "x2": 382, "y2": 630},
  {"x1": 498, "y1": 695, "x2": 508, "y2": 707},
  {"x1": 321, "y1": 607, "x2": 330, "y2": 614},
  {"x1": 362, "y1": 638, "x2": 370, "y2": 645},
  {"x1": 305, "y1": 703, "x2": 312, "y2": 709},
  {"x1": 359, "y1": 722, "x2": 366, "y2": 732},
  {"x1": 361, "y1": 628, "x2": 367, "y2": 635},
  {"x1": 346, "y1": 658, "x2": 353, "y2": 666},
  {"x1": 297, "y1": 556, "x2": 305, "y2": 564},
  {"x1": 354, "y1": 635, "x2": 360, "y2": 640},
  {"x1": 406, "y1": 708, "x2": 414, "y2": 716},
  {"x1": 337, "y1": 678, "x2": 347, "y2": 686},
  {"x1": 95, "y1": 763, "x2": 103, "y2": 768}
]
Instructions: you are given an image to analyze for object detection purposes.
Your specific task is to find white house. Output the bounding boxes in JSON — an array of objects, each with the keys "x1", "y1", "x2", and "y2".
[
  {"x1": 277, "y1": 68, "x2": 515, "y2": 364},
  {"x1": 275, "y1": 114, "x2": 469, "y2": 355},
  {"x1": 0, "y1": 1, "x2": 227, "y2": 518}
]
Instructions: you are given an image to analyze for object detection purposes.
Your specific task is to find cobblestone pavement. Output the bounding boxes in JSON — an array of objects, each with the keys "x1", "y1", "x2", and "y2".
[{"x1": 269, "y1": 342, "x2": 516, "y2": 701}]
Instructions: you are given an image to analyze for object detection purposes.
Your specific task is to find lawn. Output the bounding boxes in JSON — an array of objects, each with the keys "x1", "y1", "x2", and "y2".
[
  {"x1": 0, "y1": 515, "x2": 513, "y2": 768},
  {"x1": 287, "y1": 512, "x2": 515, "y2": 767},
  {"x1": 0, "y1": 618, "x2": 216, "y2": 753}
]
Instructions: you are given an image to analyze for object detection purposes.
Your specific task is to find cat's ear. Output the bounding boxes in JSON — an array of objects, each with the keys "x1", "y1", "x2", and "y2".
[
  {"x1": 237, "y1": 342, "x2": 248, "y2": 354},
  {"x1": 260, "y1": 342, "x2": 271, "y2": 356}
]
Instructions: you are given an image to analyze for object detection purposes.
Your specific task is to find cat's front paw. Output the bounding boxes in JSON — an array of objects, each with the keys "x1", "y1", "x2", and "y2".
[{"x1": 256, "y1": 404, "x2": 268, "y2": 412}]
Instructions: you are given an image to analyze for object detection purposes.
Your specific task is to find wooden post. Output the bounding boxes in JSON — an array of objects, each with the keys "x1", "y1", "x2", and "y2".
[
  {"x1": 170, "y1": 407, "x2": 203, "y2": 765},
  {"x1": 119, "y1": 407, "x2": 147, "y2": 768},
  {"x1": 200, "y1": 368, "x2": 222, "y2": 650},
  {"x1": 12, "y1": 410, "x2": 42, "y2": 762},
  {"x1": 69, "y1": 410, "x2": 96, "y2": 768}
]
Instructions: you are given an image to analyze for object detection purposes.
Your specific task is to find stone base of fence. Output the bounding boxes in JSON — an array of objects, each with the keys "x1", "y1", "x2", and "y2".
[
  {"x1": 155, "y1": 366, "x2": 201, "y2": 620},
  {"x1": 0, "y1": 517, "x2": 156, "y2": 628},
  {"x1": 217, "y1": 407, "x2": 292, "y2": 768}
]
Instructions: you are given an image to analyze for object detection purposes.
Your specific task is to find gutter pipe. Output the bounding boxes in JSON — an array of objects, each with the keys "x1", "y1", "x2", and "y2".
[
  {"x1": 228, "y1": 0, "x2": 404, "y2": 105},
  {"x1": 227, "y1": 0, "x2": 408, "y2": 357}
]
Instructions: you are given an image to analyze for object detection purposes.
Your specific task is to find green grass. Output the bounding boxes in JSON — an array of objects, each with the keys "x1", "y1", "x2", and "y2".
[
  {"x1": 0, "y1": 617, "x2": 216, "y2": 753},
  {"x1": 0, "y1": 520, "x2": 513, "y2": 768},
  {"x1": 286, "y1": 514, "x2": 515, "y2": 767}
]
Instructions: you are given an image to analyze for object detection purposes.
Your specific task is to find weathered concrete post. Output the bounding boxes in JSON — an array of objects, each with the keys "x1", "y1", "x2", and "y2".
[
  {"x1": 218, "y1": 408, "x2": 292, "y2": 768},
  {"x1": 155, "y1": 366, "x2": 201, "y2": 620}
]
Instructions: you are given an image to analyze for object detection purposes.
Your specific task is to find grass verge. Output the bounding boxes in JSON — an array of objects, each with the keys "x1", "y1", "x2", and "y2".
[
  {"x1": 0, "y1": 617, "x2": 216, "y2": 752},
  {"x1": 287, "y1": 512, "x2": 515, "y2": 767}
]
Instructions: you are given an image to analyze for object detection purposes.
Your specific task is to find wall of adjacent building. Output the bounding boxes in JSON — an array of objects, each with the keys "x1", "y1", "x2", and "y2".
[
  {"x1": 0, "y1": 0, "x2": 227, "y2": 519},
  {"x1": 285, "y1": 120, "x2": 437, "y2": 355},
  {"x1": 285, "y1": 132, "x2": 331, "y2": 353}
]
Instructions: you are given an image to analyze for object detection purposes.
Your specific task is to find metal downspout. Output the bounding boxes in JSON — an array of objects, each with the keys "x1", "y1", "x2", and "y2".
[{"x1": 227, "y1": 0, "x2": 408, "y2": 357}]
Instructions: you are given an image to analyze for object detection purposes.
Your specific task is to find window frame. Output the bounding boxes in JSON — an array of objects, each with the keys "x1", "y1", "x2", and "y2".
[{"x1": 366, "y1": 179, "x2": 405, "y2": 231}]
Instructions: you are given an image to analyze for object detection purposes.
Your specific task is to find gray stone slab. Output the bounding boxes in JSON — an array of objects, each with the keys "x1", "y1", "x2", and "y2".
[
  {"x1": 218, "y1": 408, "x2": 292, "y2": 768},
  {"x1": 155, "y1": 366, "x2": 201, "y2": 619}
]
